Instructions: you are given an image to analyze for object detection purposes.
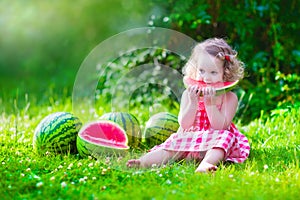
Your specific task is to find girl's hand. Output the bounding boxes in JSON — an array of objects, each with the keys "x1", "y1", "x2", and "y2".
[
  {"x1": 202, "y1": 86, "x2": 217, "y2": 105},
  {"x1": 202, "y1": 86, "x2": 216, "y2": 96},
  {"x1": 187, "y1": 85, "x2": 201, "y2": 102}
]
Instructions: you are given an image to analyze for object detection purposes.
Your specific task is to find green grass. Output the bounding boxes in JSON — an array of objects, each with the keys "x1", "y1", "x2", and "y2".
[{"x1": 1, "y1": 95, "x2": 299, "y2": 200}]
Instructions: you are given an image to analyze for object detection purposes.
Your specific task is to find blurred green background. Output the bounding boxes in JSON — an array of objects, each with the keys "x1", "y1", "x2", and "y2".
[
  {"x1": 0, "y1": 0, "x2": 150, "y2": 97},
  {"x1": 1, "y1": 0, "x2": 299, "y2": 123}
]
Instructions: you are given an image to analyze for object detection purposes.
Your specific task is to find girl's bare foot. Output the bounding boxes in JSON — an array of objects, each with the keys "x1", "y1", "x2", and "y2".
[
  {"x1": 195, "y1": 161, "x2": 218, "y2": 173},
  {"x1": 126, "y1": 159, "x2": 141, "y2": 168}
]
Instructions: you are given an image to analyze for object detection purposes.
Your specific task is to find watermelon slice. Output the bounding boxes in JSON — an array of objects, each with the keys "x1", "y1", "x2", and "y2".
[
  {"x1": 77, "y1": 120, "x2": 129, "y2": 158},
  {"x1": 183, "y1": 77, "x2": 239, "y2": 96}
]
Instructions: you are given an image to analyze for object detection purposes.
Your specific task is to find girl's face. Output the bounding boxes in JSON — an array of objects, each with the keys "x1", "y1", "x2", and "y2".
[{"x1": 196, "y1": 52, "x2": 224, "y2": 83}]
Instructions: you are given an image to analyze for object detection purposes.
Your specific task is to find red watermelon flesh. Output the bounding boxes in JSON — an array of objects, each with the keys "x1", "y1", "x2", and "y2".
[
  {"x1": 183, "y1": 77, "x2": 238, "y2": 95},
  {"x1": 79, "y1": 120, "x2": 129, "y2": 149}
]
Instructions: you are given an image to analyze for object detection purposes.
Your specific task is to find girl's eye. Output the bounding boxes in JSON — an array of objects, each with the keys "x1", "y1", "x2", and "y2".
[
  {"x1": 199, "y1": 69, "x2": 205, "y2": 74},
  {"x1": 211, "y1": 71, "x2": 218, "y2": 75}
]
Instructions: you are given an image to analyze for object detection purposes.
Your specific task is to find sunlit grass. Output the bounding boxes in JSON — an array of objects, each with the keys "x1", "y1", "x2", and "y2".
[{"x1": 1, "y1": 95, "x2": 299, "y2": 199}]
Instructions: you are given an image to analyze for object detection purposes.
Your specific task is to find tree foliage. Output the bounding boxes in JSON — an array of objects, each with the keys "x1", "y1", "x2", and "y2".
[
  {"x1": 1, "y1": 0, "x2": 299, "y2": 123},
  {"x1": 146, "y1": 0, "x2": 300, "y2": 123}
]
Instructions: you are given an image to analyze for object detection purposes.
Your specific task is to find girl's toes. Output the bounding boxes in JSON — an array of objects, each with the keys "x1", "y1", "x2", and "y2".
[
  {"x1": 126, "y1": 159, "x2": 141, "y2": 168},
  {"x1": 195, "y1": 161, "x2": 218, "y2": 173}
]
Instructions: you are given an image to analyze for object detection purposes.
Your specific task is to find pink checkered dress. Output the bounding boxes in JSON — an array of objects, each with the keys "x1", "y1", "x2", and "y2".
[{"x1": 151, "y1": 99, "x2": 250, "y2": 163}]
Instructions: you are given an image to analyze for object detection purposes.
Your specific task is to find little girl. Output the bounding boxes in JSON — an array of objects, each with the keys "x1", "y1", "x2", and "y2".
[{"x1": 127, "y1": 38, "x2": 250, "y2": 173}]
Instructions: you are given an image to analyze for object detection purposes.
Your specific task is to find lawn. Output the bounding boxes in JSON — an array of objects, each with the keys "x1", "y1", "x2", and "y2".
[{"x1": 0, "y1": 93, "x2": 299, "y2": 200}]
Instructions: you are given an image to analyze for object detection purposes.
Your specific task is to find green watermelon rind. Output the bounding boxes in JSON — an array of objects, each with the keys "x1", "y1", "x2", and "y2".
[
  {"x1": 76, "y1": 135, "x2": 90, "y2": 158},
  {"x1": 33, "y1": 112, "x2": 82, "y2": 155},
  {"x1": 76, "y1": 136, "x2": 129, "y2": 158}
]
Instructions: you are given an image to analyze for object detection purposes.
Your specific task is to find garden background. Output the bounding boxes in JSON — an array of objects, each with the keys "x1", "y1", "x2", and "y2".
[{"x1": 1, "y1": 0, "x2": 299, "y2": 199}]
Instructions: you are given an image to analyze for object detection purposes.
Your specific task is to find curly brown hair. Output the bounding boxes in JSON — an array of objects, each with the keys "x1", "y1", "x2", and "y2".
[{"x1": 183, "y1": 38, "x2": 245, "y2": 82}]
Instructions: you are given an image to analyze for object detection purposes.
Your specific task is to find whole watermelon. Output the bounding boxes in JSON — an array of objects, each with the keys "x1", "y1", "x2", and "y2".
[
  {"x1": 144, "y1": 112, "x2": 179, "y2": 148},
  {"x1": 33, "y1": 112, "x2": 82, "y2": 154},
  {"x1": 100, "y1": 112, "x2": 142, "y2": 149}
]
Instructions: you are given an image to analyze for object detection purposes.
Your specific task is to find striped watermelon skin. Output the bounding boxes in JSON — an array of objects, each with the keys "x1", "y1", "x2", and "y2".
[
  {"x1": 76, "y1": 136, "x2": 90, "y2": 158},
  {"x1": 76, "y1": 135, "x2": 128, "y2": 158},
  {"x1": 100, "y1": 112, "x2": 141, "y2": 149},
  {"x1": 144, "y1": 112, "x2": 179, "y2": 148},
  {"x1": 33, "y1": 112, "x2": 82, "y2": 154}
]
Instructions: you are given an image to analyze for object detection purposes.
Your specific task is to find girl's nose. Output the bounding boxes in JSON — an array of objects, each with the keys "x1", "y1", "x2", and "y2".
[
  {"x1": 203, "y1": 76, "x2": 211, "y2": 83},
  {"x1": 196, "y1": 73, "x2": 203, "y2": 81}
]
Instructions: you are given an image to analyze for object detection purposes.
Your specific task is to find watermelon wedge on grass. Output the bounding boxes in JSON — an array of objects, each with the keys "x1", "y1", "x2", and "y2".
[
  {"x1": 184, "y1": 77, "x2": 239, "y2": 96},
  {"x1": 76, "y1": 120, "x2": 129, "y2": 158},
  {"x1": 100, "y1": 112, "x2": 142, "y2": 149}
]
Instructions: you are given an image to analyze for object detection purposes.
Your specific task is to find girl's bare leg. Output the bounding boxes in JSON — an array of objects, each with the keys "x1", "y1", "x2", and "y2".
[
  {"x1": 196, "y1": 148, "x2": 225, "y2": 173},
  {"x1": 127, "y1": 149, "x2": 182, "y2": 168}
]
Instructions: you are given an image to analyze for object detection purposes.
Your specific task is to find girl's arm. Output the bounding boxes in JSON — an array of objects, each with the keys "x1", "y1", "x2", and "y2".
[
  {"x1": 178, "y1": 87, "x2": 199, "y2": 129},
  {"x1": 204, "y1": 91, "x2": 238, "y2": 130}
]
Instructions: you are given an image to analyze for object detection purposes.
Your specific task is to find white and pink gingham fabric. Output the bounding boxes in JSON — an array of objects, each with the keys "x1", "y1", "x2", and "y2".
[{"x1": 151, "y1": 100, "x2": 250, "y2": 163}]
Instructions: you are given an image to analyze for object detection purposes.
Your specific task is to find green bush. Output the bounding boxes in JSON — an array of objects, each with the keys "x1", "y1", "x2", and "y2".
[
  {"x1": 146, "y1": 0, "x2": 300, "y2": 122},
  {"x1": 149, "y1": 0, "x2": 300, "y2": 78},
  {"x1": 96, "y1": 48, "x2": 184, "y2": 122},
  {"x1": 1, "y1": 0, "x2": 299, "y2": 123},
  {"x1": 236, "y1": 71, "x2": 300, "y2": 123}
]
